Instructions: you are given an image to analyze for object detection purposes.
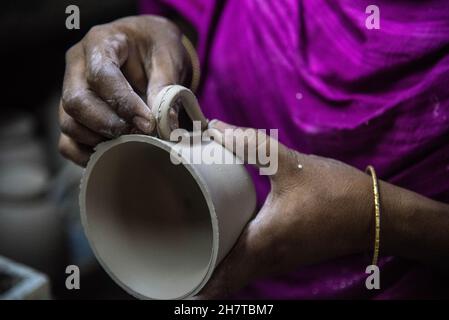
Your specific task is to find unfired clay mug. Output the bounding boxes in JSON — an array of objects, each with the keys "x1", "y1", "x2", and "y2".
[{"x1": 79, "y1": 85, "x2": 256, "y2": 299}]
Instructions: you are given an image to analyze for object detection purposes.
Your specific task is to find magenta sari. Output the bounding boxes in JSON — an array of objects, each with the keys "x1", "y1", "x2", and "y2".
[{"x1": 140, "y1": 0, "x2": 449, "y2": 299}]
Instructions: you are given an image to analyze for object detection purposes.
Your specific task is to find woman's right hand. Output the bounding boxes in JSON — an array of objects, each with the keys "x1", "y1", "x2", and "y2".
[{"x1": 59, "y1": 15, "x2": 191, "y2": 166}]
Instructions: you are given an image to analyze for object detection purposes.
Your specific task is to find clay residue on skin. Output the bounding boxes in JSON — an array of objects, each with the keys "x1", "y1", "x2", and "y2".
[{"x1": 88, "y1": 47, "x2": 104, "y2": 80}]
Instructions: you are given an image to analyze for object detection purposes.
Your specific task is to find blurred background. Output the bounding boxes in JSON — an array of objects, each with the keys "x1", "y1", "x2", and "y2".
[{"x1": 0, "y1": 0, "x2": 141, "y2": 299}]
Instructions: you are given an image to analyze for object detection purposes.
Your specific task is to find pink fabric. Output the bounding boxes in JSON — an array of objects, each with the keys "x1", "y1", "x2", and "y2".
[{"x1": 140, "y1": 0, "x2": 449, "y2": 299}]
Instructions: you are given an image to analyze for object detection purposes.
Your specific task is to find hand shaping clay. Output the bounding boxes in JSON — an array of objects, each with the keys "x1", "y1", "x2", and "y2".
[
  {"x1": 153, "y1": 85, "x2": 208, "y2": 140},
  {"x1": 79, "y1": 86, "x2": 256, "y2": 300}
]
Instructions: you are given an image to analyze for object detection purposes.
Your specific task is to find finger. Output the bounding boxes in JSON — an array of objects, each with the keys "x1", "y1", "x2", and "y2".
[
  {"x1": 84, "y1": 31, "x2": 155, "y2": 133},
  {"x1": 63, "y1": 44, "x2": 131, "y2": 138},
  {"x1": 59, "y1": 103, "x2": 106, "y2": 147},
  {"x1": 58, "y1": 133, "x2": 92, "y2": 167},
  {"x1": 145, "y1": 35, "x2": 186, "y2": 109},
  {"x1": 195, "y1": 221, "x2": 262, "y2": 300},
  {"x1": 168, "y1": 106, "x2": 179, "y2": 131},
  {"x1": 207, "y1": 119, "x2": 299, "y2": 178},
  {"x1": 121, "y1": 41, "x2": 147, "y2": 96}
]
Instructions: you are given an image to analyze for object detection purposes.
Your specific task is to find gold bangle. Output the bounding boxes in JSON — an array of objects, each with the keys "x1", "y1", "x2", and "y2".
[
  {"x1": 181, "y1": 35, "x2": 201, "y2": 93},
  {"x1": 365, "y1": 165, "x2": 381, "y2": 266}
]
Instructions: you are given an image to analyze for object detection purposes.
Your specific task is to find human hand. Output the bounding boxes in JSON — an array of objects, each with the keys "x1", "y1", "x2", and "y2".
[
  {"x1": 196, "y1": 120, "x2": 374, "y2": 299},
  {"x1": 59, "y1": 15, "x2": 190, "y2": 166}
]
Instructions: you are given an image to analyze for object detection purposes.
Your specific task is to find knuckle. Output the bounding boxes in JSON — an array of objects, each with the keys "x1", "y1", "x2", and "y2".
[
  {"x1": 59, "y1": 117, "x2": 72, "y2": 135},
  {"x1": 273, "y1": 149, "x2": 299, "y2": 180},
  {"x1": 65, "y1": 43, "x2": 80, "y2": 63},
  {"x1": 86, "y1": 24, "x2": 104, "y2": 39},
  {"x1": 58, "y1": 137, "x2": 70, "y2": 158},
  {"x1": 62, "y1": 91, "x2": 87, "y2": 118},
  {"x1": 86, "y1": 63, "x2": 102, "y2": 86},
  {"x1": 86, "y1": 61, "x2": 115, "y2": 89},
  {"x1": 285, "y1": 149, "x2": 300, "y2": 169},
  {"x1": 152, "y1": 15, "x2": 179, "y2": 34},
  {"x1": 104, "y1": 32, "x2": 128, "y2": 54}
]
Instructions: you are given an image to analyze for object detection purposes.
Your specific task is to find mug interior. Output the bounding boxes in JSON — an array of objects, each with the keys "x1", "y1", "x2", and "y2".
[{"x1": 82, "y1": 140, "x2": 214, "y2": 299}]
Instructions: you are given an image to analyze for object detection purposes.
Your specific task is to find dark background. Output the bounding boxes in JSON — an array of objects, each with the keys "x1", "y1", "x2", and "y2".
[{"x1": 0, "y1": 0, "x2": 140, "y2": 299}]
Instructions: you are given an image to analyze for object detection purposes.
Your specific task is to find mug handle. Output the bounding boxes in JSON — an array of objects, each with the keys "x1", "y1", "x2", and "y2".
[{"x1": 152, "y1": 85, "x2": 208, "y2": 140}]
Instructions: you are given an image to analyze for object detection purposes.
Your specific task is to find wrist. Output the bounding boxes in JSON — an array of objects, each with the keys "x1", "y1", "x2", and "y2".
[
  {"x1": 379, "y1": 181, "x2": 449, "y2": 263},
  {"x1": 343, "y1": 171, "x2": 377, "y2": 257}
]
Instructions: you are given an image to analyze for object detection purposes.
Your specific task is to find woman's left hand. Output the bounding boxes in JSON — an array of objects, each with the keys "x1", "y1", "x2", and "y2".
[{"x1": 197, "y1": 120, "x2": 375, "y2": 299}]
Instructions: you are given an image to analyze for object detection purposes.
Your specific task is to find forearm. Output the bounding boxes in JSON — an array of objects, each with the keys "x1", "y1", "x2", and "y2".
[{"x1": 378, "y1": 180, "x2": 449, "y2": 268}]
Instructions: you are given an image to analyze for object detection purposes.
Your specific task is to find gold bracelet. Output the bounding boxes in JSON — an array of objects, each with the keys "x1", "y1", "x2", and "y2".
[
  {"x1": 181, "y1": 35, "x2": 201, "y2": 93},
  {"x1": 366, "y1": 165, "x2": 381, "y2": 266}
]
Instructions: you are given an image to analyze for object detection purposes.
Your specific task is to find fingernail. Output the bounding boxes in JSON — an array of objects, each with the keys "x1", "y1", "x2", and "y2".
[
  {"x1": 208, "y1": 119, "x2": 228, "y2": 132},
  {"x1": 206, "y1": 128, "x2": 223, "y2": 142},
  {"x1": 107, "y1": 118, "x2": 130, "y2": 138},
  {"x1": 133, "y1": 116, "x2": 155, "y2": 134}
]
